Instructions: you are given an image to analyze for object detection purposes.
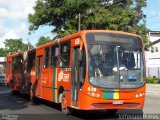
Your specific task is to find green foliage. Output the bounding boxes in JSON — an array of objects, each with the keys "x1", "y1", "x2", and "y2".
[
  {"x1": 146, "y1": 76, "x2": 160, "y2": 84},
  {"x1": 0, "y1": 48, "x2": 7, "y2": 57},
  {"x1": 146, "y1": 76, "x2": 154, "y2": 83},
  {"x1": 0, "y1": 39, "x2": 34, "y2": 56},
  {"x1": 36, "y1": 36, "x2": 51, "y2": 47},
  {"x1": 28, "y1": 0, "x2": 148, "y2": 44}
]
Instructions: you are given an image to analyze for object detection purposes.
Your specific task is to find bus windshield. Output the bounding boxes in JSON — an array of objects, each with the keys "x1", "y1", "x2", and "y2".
[{"x1": 86, "y1": 32, "x2": 145, "y2": 88}]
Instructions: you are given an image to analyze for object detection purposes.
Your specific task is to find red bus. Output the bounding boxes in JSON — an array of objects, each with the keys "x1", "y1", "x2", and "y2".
[{"x1": 6, "y1": 30, "x2": 146, "y2": 114}]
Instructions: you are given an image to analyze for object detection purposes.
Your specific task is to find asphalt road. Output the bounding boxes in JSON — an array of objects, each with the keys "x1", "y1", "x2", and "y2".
[{"x1": 0, "y1": 84, "x2": 159, "y2": 120}]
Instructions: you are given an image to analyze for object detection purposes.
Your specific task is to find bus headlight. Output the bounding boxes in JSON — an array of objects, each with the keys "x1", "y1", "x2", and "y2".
[
  {"x1": 139, "y1": 93, "x2": 143, "y2": 97},
  {"x1": 136, "y1": 93, "x2": 145, "y2": 98},
  {"x1": 136, "y1": 94, "x2": 139, "y2": 98}
]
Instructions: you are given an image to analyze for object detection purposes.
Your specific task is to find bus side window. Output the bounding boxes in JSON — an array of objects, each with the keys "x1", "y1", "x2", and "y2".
[
  {"x1": 50, "y1": 46, "x2": 59, "y2": 67},
  {"x1": 12, "y1": 56, "x2": 23, "y2": 71},
  {"x1": 44, "y1": 47, "x2": 50, "y2": 68},
  {"x1": 59, "y1": 41, "x2": 70, "y2": 67},
  {"x1": 28, "y1": 52, "x2": 36, "y2": 71}
]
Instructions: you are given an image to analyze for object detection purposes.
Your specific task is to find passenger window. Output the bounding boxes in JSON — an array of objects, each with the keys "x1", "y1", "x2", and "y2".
[
  {"x1": 28, "y1": 52, "x2": 36, "y2": 69},
  {"x1": 50, "y1": 45, "x2": 59, "y2": 67},
  {"x1": 59, "y1": 41, "x2": 70, "y2": 67},
  {"x1": 37, "y1": 56, "x2": 42, "y2": 76},
  {"x1": 44, "y1": 47, "x2": 50, "y2": 68},
  {"x1": 12, "y1": 56, "x2": 23, "y2": 71}
]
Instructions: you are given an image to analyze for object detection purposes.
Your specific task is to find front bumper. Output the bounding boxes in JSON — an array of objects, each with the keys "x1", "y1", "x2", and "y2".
[{"x1": 78, "y1": 92, "x2": 144, "y2": 110}]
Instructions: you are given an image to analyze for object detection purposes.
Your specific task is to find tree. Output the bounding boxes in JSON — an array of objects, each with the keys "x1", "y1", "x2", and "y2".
[
  {"x1": 36, "y1": 36, "x2": 51, "y2": 46},
  {"x1": 0, "y1": 48, "x2": 7, "y2": 57},
  {"x1": 28, "y1": 0, "x2": 148, "y2": 43},
  {"x1": 3, "y1": 39, "x2": 34, "y2": 56}
]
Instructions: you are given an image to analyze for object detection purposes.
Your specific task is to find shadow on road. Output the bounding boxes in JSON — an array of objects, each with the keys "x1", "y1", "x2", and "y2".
[
  {"x1": 35, "y1": 98, "x2": 143, "y2": 120},
  {"x1": 33, "y1": 98, "x2": 61, "y2": 111},
  {"x1": 67, "y1": 109, "x2": 143, "y2": 120},
  {"x1": 0, "y1": 86, "x2": 144, "y2": 120},
  {"x1": 0, "y1": 86, "x2": 28, "y2": 111}
]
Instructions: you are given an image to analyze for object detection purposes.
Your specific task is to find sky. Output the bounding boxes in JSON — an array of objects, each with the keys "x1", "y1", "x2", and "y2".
[
  {"x1": 144, "y1": 0, "x2": 160, "y2": 31},
  {"x1": 0, "y1": 0, "x2": 160, "y2": 48},
  {"x1": 0, "y1": 0, "x2": 53, "y2": 48}
]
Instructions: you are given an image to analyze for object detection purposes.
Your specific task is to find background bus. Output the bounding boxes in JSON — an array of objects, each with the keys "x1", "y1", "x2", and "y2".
[{"x1": 5, "y1": 30, "x2": 146, "y2": 114}]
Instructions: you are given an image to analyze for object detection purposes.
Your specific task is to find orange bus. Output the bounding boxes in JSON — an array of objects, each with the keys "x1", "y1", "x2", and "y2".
[
  {"x1": 5, "y1": 52, "x2": 24, "y2": 93},
  {"x1": 6, "y1": 30, "x2": 146, "y2": 114}
]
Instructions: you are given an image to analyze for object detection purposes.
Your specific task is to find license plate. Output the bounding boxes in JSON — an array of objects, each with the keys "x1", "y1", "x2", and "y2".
[{"x1": 113, "y1": 100, "x2": 123, "y2": 105}]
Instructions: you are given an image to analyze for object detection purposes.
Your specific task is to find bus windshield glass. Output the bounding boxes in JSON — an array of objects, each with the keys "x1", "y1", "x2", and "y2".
[{"x1": 86, "y1": 32, "x2": 144, "y2": 88}]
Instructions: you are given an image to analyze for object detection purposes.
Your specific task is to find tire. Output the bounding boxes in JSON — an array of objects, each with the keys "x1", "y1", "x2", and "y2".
[{"x1": 61, "y1": 92, "x2": 71, "y2": 115}]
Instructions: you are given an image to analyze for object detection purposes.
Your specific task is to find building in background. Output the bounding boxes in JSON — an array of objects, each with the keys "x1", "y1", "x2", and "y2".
[
  {"x1": 145, "y1": 31, "x2": 160, "y2": 78},
  {"x1": 0, "y1": 57, "x2": 6, "y2": 75}
]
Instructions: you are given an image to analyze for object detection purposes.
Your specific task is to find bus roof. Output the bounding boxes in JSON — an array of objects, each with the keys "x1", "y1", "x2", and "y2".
[
  {"x1": 58, "y1": 30, "x2": 142, "y2": 43},
  {"x1": 35, "y1": 41, "x2": 56, "y2": 50},
  {"x1": 7, "y1": 52, "x2": 23, "y2": 58}
]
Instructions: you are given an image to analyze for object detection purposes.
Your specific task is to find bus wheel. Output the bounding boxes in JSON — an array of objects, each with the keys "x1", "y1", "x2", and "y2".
[{"x1": 61, "y1": 92, "x2": 71, "y2": 115}]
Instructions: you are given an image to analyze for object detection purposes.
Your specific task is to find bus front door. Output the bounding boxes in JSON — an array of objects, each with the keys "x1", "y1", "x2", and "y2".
[{"x1": 71, "y1": 47, "x2": 81, "y2": 107}]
